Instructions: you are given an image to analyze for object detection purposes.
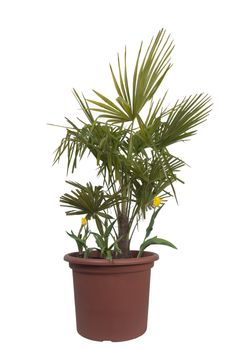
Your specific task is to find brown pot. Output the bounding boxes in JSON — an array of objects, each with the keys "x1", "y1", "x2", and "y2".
[{"x1": 64, "y1": 250, "x2": 159, "y2": 342}]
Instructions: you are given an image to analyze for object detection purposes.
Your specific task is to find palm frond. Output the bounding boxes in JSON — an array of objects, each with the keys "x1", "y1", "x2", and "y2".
[
  {"x1": 60, "y1": 181, "x2": 120, "y2": 219},
  {"x1": 133, "y1": 29, "x2": 174, "y2": 115},
  {"x1": 86, "y1": 29, "x2": 173, "y2": 124},
  {"x1": 156, "y1": 94, "x2": 212, "y2": 148}
]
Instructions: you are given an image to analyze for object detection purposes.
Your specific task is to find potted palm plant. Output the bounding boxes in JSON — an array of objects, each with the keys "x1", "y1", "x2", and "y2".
[{"x1": 53, "y1": 29, "x2": 211, "y2": 341}]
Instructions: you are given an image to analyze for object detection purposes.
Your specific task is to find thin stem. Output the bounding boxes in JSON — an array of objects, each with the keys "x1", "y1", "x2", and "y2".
[
  {"x1": 129, "y1": 218, "x2": 139, "y2": 242},
  {"x1": 129, "y1": 203, "x2": 139, "y2": 229}
]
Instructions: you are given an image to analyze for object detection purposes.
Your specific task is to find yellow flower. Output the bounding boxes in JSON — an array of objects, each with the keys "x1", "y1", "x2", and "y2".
[
  {"x1": 81, "y1": 217, "x2": 87, "y2": 225},
  {"x1": 153, "y1": 196, "x2": 161, "y2": 207}
]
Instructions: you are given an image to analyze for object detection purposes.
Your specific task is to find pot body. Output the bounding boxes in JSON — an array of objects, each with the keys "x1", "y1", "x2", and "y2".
[{"x1": 64, "y1": 251, "x2": 159, "y2": 342}]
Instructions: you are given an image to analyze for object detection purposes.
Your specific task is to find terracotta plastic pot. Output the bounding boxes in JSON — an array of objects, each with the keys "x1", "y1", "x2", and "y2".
[{"x1": 64, "y1": 250, "x2": 159, "y2": 342}]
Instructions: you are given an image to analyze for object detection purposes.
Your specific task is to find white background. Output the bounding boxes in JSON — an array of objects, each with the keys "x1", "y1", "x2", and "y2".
[{"x1": 0, "y1": 0, "x2": 231, "y2": 349}]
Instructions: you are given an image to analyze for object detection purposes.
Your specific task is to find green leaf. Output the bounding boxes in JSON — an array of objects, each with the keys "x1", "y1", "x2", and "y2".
[
  {"x1": 157, "y1": 94, "x2": 212, "y2": 148},
  {"x1": 138, "y1": 236, "x2": 177, "y2": 257},
  {"x1": 110, "y1": 64, "x2": 123, "y2": 98},
  {"x1": 93, "y1": 90, "x2": 123, "y2": 112},
  {"x1": 104, "y1": 219, "x2": 117, "y2": 238},
  {"x1": 132, "y1": 41, "x2": 143, "y2": 112},
  {"x1": 133, "y1": 29, "x2": 174, "y2": 114},
  {"x1": 60, "y1": 181, "x2": 120, "y2": 218},
  {"x1": 91, "y1": 232, "x2": 105, "y2": 249},
  {"x1": 117, "y1": 53, "x2": 128, "y2": 104},
  {"x1": 123, "y1": 47, "x2": 131, "y2": 107},
  {"x1": 145, "y1": 206, "x2": 163, "y2": 239},
  {"x1": 72, "y1": 89, "x2": 95, "y2": 124},
  {"x1": 88, "y1": 90, "x2": 132, "y2": 122}
]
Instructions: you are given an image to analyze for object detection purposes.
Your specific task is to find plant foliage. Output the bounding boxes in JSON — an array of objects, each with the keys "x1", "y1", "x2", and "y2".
[{"x1": 53, "y1": 29, "x2": 212, "y2": 258}]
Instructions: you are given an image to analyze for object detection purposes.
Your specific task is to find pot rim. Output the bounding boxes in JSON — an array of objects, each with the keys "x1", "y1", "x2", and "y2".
[{"x1": 64, "y1": 250, "x2": 159, "y2": 266}]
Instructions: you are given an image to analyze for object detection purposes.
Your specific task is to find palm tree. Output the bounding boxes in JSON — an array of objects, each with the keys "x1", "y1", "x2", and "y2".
[{"x1": 53, "y1": 29, "x2": 211, "y2": 258}]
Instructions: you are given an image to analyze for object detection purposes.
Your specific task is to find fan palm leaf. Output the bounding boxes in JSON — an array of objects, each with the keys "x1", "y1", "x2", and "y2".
[{"x1": 60, "y1": 181, "x2": 121, "y2": 219}]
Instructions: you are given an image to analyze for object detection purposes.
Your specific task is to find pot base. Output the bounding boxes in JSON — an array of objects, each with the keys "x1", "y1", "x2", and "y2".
[{"x1": 78, "y1": 328, "x2": 147, "y2": 342}]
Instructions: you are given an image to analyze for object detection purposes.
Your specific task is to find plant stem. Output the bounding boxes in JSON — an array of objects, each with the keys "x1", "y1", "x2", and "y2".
[{"x1": 117, "y1": 211, "x2": 130, "y2": 257}]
